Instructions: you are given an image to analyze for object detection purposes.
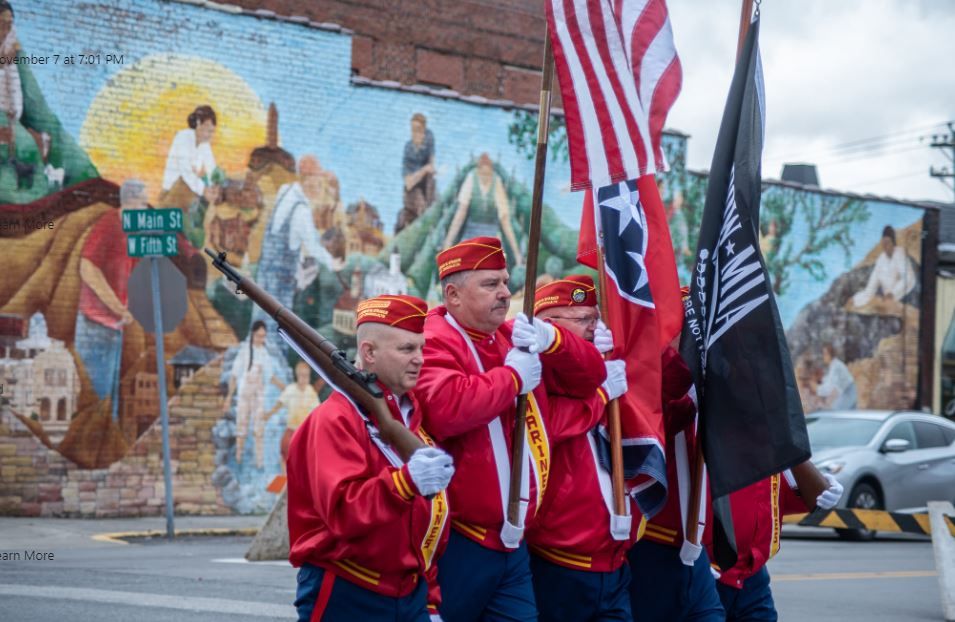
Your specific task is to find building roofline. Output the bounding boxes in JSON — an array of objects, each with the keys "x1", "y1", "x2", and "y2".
[
  {"x1": 689, "y1": 169, "x2": 942, "y2": 211},
  {"x1": 165, "y1": 0, "x2": 353, "y2": 35}
]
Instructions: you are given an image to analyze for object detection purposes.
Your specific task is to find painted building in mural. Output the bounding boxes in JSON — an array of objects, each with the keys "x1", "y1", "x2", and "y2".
[{"x1": 0, "y1": 0, "x2": 940, "y2": 517}]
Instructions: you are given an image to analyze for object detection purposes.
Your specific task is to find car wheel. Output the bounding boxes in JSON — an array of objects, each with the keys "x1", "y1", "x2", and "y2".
[{"x1": 835, "y1": 482, "x2": 881, "y2": 541}]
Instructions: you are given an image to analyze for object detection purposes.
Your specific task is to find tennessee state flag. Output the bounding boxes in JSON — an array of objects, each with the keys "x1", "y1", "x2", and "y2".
[{"x1": 578, "y1": 175, "x2": 683, "y2": 517}]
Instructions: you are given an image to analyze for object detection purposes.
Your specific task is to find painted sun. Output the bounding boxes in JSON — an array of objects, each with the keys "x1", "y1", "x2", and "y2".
[{"x1": 79, "y1": 54, "x2": 267, "y2": 205}]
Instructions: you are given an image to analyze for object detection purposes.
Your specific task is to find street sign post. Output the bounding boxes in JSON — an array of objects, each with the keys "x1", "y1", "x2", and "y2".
[{"x1": 124, "y1": 208, "x2": 184, "y2": 540}]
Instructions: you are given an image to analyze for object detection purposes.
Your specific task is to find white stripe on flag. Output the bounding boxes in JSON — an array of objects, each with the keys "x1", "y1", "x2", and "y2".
[
  {"x1": 585, "y1": 0, "x2": 641, "y2": 181},
  {"x1": 552, "y1": 0, "x2": 608, "y2": 186}
]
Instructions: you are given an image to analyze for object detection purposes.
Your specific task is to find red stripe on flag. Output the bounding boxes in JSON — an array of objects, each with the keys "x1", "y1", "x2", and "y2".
[
  {"x1": 576, "y1": 190, "x2": 598, "y2": 269},
  {"x1": 649, "y1": 56, "x2": 682, "y2": 171},
  {"x1": 636, "y1": 175, "x2": 683, "y2": 346},
  {"x1": 587, "y1": 0, "x2": 649, "y2": 176},
  {"x1": 546, "y1": 3, "x2": 592, "y2": 189},
  {"x1": 562, "y1": 0, "x2": 627, "y2": 183},
  {"x1": 629, "y1": 0, "x2": 663, "y2": 98}
]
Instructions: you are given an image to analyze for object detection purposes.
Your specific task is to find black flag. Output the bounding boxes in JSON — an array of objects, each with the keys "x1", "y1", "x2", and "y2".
[{"x1": 680, "y1": 17, "x2": 810, "y2": 501}]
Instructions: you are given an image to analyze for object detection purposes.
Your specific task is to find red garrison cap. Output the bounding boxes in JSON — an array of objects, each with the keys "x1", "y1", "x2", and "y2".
[
  {"x1": 436, "y1": 236, "x2": 506, "y2": 280},
  {"x1": 355, "y1": 295, "x2": 428, "y2": 334},
  {"x1": 534, "y1": 274, "x2": 598, "y2": 314}
]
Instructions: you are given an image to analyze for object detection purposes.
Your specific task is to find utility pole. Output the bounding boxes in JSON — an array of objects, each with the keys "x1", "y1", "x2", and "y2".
[{"x1": 930, "y1": 122, "x2": 955, "y2": 203}]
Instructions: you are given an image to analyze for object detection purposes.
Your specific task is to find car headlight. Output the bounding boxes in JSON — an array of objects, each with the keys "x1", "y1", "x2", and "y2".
[{"x1": 817, "y1": 460, "x2": 845, "y2": 475}]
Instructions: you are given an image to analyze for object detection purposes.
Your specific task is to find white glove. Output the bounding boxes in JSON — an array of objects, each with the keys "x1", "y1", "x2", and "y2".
[
  {"x1": 601, "y1": 360, "x2": 628, "y2": 401},
  {"x1": 815, "y1": 472, "x2": 844, "y2": 510},
  {"x1": 430, "y1": 615, "x2": 443, "y2": 622},
  {"x1": 710, "y1": 566, "x2": 721, "y2": 580},
  {"x1": 511, "y1": 312, "x2": 557, "y2": 354},
  {"x1": 593, "y1": 320, "x2": 614, "y2": 354},
  {"x1": 505, "y1": 347, "x2": 542, "y2": 394},
  {"x1": 406, "y1": 447, "x2": 454, "y2": 496}
]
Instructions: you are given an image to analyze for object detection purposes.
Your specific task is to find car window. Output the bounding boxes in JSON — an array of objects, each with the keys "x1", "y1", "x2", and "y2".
[
  {"x1": 913, "y1": 422, "x2": 950, "y2": 449},
  {"x1": 884, "y1": 421, "x2": 918, "y2": 448},
  {"x1": 806, "y1": 417, "x2": 883, "y2": 449},
  {"x1": 942, "y1": 426, "x2": 955, "y2": 446}
]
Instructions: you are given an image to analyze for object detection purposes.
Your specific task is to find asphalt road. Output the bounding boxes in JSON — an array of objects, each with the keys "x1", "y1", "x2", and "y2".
[{"x1": 0, "y1": 518, "x2": 943, "y2": 621}]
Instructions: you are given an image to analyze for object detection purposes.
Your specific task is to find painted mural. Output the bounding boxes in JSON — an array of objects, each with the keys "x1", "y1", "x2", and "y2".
[{"x1": 0, "y1": 0, "x2": 929, "y2": 517}]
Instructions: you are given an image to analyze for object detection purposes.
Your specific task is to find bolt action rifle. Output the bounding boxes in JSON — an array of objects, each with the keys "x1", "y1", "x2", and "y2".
[{"x1": 206, "y1": 249, "x2": 425, "y2": 461}]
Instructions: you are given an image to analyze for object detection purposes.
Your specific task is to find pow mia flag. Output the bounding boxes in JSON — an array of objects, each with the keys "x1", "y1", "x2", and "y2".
[{"x1": 679, "y1": 16, "x2": 810, "y2": 503}]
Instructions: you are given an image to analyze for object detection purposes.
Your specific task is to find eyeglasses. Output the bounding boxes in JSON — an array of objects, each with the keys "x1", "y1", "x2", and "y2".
[{"x1": 547, "y1": 315, "x2": 599, "y2": 327}]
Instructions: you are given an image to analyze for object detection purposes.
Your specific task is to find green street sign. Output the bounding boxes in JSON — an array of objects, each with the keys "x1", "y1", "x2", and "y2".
[
  {"x1": 121, "y1": 208, "x2": 184, "y2": 233},
  {"x1": 127, "y1": 233, "x2": 178, "y2": 257}
]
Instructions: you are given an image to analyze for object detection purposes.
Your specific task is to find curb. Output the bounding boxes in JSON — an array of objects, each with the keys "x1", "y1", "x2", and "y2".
[{"x1": 91, "y1": 527, "x2": 260, "y2": 545}]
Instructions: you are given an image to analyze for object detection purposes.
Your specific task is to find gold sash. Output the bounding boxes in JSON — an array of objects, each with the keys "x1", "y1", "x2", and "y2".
[{"x1": 418, "y1": 428, "x2": 450, "y2": 570}]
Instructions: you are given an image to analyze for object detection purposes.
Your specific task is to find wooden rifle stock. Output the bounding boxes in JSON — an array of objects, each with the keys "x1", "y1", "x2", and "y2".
[{"x1": 205, "y1": 250, "x2": 425, "y2": 461}]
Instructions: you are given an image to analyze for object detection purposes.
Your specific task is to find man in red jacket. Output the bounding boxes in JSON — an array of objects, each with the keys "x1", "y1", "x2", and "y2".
[
  {"x1": 710, "y1": 466, "x2": 842, "y2": 622},
  {"x1": 416, "y1": 237, "x2": 607, "y2": 621},
  {"x1": 288, "y1": 294, "x2": 454, "y2": 622},
  {"x1": 524, "y1": 275, "x2": 636, "y2": 622},
  {"x1": 629, "y1": 344, "x2": 724, "y2": 621}
]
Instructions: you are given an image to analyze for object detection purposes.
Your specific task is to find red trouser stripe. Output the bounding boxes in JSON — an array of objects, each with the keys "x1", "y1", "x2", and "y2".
[{"x1": 310, "y1": 571, "x2": 336, "y2": 622}]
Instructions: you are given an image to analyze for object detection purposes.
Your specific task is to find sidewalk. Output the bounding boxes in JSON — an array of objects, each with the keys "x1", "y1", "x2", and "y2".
[{"x1": 0, "y1": 514, "x2": 265, "y2": 551}]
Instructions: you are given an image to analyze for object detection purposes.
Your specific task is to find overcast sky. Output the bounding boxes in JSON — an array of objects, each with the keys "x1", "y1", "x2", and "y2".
[{"x1": 665, "y1": 0, "x2": 955, "y2": 204}]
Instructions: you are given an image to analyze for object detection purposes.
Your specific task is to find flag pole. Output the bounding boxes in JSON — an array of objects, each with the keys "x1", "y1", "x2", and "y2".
[
  {"x1": 684, "y1": 0, "x2": 755, "y2": 550},
  {"x1": 507, "y1": 31, "x2": 554, "y2": 527},
  {"x1": 596, "y1": 254, "x2": 628, "y2": 516}
]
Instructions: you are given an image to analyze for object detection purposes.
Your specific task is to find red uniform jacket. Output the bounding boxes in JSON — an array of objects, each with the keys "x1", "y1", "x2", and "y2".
[
  {"x1": 416, "y1": 306, "x2": 606, "y2": 552},
  {"x1": 287, "y1": 388, "x2": 450, "y2": 612},
  {"x1": 709, "y1": 474, "x2": 807, "y2": 589},
  {"x1": 527, "y1": 386, "x2": 645, "y2": 572},
  {"x1": 643, "y1": 347, "x2": 712, "y2": 550}
]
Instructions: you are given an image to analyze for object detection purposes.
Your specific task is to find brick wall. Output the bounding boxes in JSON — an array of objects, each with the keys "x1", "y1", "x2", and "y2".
[
  {"x1": 0, "y1": 358, "x2": 230, "y2": 517},
  {"x1": 213, "y1": 0, "x2": 549, "y2": 104}
]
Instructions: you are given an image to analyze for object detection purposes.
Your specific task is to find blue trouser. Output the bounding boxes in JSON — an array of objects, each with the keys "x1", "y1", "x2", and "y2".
[
  {"x1": 529, "y1": 553, "x2": 632, "y2": 622},
  {"x1": 294, "y1": 563, "x2": 429, "y2": 622},
  {"x1": 716, "y1": 567, "x2": 776, "y2": 622},
  {"x1": 74, "y1": 313, "x2": 123, "y2": 420},
  {"x1": 628, "y1": 539, "x2": 725, "y2": 622},
  {"x1": 438, "y1": 529, "x2": 537, "y2": 622}
]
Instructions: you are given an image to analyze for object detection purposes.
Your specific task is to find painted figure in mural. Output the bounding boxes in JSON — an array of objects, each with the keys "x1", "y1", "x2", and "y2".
[
  {"x1": 72, "y1": 179, "x2": 141, "y2": 420},
  {"x1": 0, "y1": 2, "x2": 21, "y2": 154},
  {"x1": 850, "y1": 225, "x2": 916, "y2": 309},
  {"x1": 223, "y1": 320, "x2": 283, "y2": 468},
  {"x1": 416, "y1": 237, "x2": 606, "y2": 622},
  {"x1": 288, "y1": 294, "x2": 453, "y2": 621},
  {"x1": 443, "y1": 154, "x2": 524, "y2": 266},
  {"x1": 161, "y1": 105, "x2": 220, "y2": 204},
  {"x1": 815, "y1": 343, "x2": 857, "y2": 411},
  {"x1": 160, "y1": 105, "x2": 221, "y2": 247},
  {"x1": 251, "y1": 154, "x2": 342, "y2": 352},
  {"x1": 395, "y1": 112, "x2": 436, "y2": 234},
  {"x1": 265, "y1": 360, "x2": 322, "y2": 470}
]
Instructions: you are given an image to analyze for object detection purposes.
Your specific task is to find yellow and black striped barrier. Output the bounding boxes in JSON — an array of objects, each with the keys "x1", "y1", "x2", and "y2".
[{"x1": 783, "y1": 508, "x2": 955, "y2": 537}]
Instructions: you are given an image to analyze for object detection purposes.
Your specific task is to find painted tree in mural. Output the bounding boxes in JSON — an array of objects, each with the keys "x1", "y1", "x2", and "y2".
[
  {"x1": 387, "y1": 158, "x2": 582, "y2": 300},
  {"x1": 507, "y1": 109, "x2": 568, "y2": 164},
  {"x1": 759, "y1": 188, "x2": 870, "y2": 296},
  {"x1": 0, "y1": 50, "x2": 98, "y2": 203}
]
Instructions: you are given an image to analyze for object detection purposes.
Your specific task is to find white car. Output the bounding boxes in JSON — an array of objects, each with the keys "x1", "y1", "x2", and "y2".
[{"x1": 807, "y1": 410, "x2": 955, "y2": 540}]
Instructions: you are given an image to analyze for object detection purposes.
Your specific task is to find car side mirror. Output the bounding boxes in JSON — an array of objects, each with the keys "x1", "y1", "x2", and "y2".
[{"x1": 882, "y1": 438, "x2": 911, "y2": 453}]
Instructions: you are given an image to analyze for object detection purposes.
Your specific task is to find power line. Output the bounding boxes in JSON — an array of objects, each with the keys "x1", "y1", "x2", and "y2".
[
  {"x1": 764, "y1": 120, "x2": 951, "y2": 163},
  {"x1": 844, "y1": 169, "x2": 927, "y2": 189},
  {"x1": 798, "y1": 143, "x2": 928, "y2": 169}
]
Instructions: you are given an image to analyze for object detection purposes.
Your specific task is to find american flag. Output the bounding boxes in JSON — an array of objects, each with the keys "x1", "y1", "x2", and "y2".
[
  {"x1": 546, "y1": 0, "x2": 682, "y2": 190},
  {"x1": 550, "y1": 0, "x2": 685, "y2": 517}
]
